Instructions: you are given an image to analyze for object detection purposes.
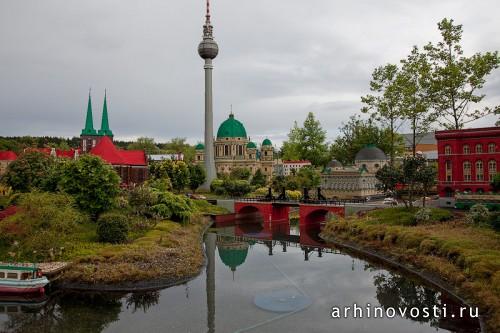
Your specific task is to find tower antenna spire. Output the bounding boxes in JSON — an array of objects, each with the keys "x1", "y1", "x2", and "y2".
[{"x1": 206, "y1": 0, "x2": 211, "y2": 24}]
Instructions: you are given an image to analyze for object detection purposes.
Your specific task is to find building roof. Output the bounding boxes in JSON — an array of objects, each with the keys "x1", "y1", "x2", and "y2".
[
  {"x1": 435, "y1": 126, "x2": 500, "y2": 140},
  {"x1": 402, "y1": 132, "x2": 436, "y2": 147},
  {"x1": 262, "y1": 138, "x2": 272, "y2": 146},
  {"x1": 90, "y1": 136, "x2": 147, "y2": 166},
  {"x1": 216, "y1": 113, "x2": 247, "y2": 139},
  {"x1": 246, "y1": 141, "x2": 257, "y2": 149},
  {"x1": 81, "y1": 93, "x2": 97, "y2": 136},
  {"x1": 0, "y1": 151, "x2": 17, "y2": 161},
  {"x1": 282, "y1": 160, "x2": 311, "y2": 164},
  {"x1": 195, "y1": 143, "x2": 205, "y2": 150},
  {"x1": 24, "y1": 148, "x2": 79, "y2": 159},
  {"x1": 327, "y1": 159, "x2": 343, "y2": 168},
  {"x1": 97, "y1": 91, "x2": 113, "y2": 137},
  {"x1": 354, "y1": 144, "x2": 387, "y2": 161}
]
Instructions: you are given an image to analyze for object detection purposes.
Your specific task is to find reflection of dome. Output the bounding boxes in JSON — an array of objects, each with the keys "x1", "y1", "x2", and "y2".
[
  {"x1": 247, "y1": 141, "x2": 257, "y2": 149},
  {"x1": 355, "y1": 144, "x2": 387, "y2": 161},
  {"x1": 195, "y1": 143, "x2": 205, "y2": 150},
  {"x1": 217, "y1": 241, "x2": 249, "y2": 272},
  {"x1": 216, "y1": 114, "x2": 247, "y2": 139},
  {"x1": 262, "y1": 138, "x2": 272, "y2": 146},
  {"x1": 327, "y1": 159, "x2": 343, "y2": 168}
]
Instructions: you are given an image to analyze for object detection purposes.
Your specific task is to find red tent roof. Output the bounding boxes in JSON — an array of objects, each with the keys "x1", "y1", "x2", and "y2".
[
  {"x1": 90, "y1": 136, "x2": 147, "y2": 166},
  {"x1": 0, "y1": 151, "x2": 17, "y2": 161}
]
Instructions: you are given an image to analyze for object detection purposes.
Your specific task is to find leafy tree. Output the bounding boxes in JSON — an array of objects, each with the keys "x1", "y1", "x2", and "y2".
[
  {"x1": 295, "y1": 166, "x2": 321, "y2": 190},
  {"x1": 149, "y1": 160, "x2": 190, "y2": 193},
  {"x1": 251, "y1": 169, "x2": 267, "y2": 187},
  {"x1": 399, "y1": 155, "x2": 436, "y2": 208},
  {"x1": 362, "y1": 64, "x2": 405, "y2": 164},
  {"x1": 271, "y1": 175, "x2": 286, "y2": 192},
  {"x1": 330, "y1": 116, "x2": 403, "y2": 165},
  {"x1": 59, "y1": 155, "x2": 120, "y2": 217},
  {"x1": 424, "y1": 18, "x2": 500, "y2": 129},
  {"x1": 158, "y1": 137, "x2": 196, "y2": 162},
  {"x1": 128, "y1": 137, "x2": 160, "y2": 154},
  {"x1": 230, "y1": 167, "x2": 251, "y2": 180},
  {"x1": 280, "y1": 121, "x2": 302, "y2": 161},
  {"x1": 492, "y1": 173, "x2": 500, "y2": 193},
  {"x1": 152, "y1": 191, "x2": 194, "y2": 221},
  {"x1": 298, "y1": 112, "x2": 330, "y2": 166},
  {"x1": 399, "y1": 46, "x2": 436, "y2": 156},
  {"x1": 222, "y1": 179, "x2": 251, "y2": 197},
  {"x1": 188, "y1": 164, "x2": 206, "y2": 190},
  {"x1": 375, "y1": 164, "x2": 400, "y2": 194},
  {"x1": 281, "y1": 113, "x2": 329, "y2": 166},
  {"x1": 1, "y1": 151, "x2": 54, "y2": 192}
]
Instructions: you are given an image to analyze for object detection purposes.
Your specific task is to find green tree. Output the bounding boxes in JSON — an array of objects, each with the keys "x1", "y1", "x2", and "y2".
[
  {"x1": 128, "y1": 137, "x2": 160, "y2": 154},
  {"x1": 424, "y1": 18, "x2": 500, "y2": 129},
  {"x1": 362, "y1": 64, "x2": 405, "y2": 164},
  {"x1": 399, "y1": 46, "x2": 436, "y2": 156},
  {"x1": 399, "y1": 155, "x2": 436, "y2": 208},
  {"x1": 1, "y1": 151, "x2": 54, "y2": 192},
  {"x1": 251, "y1": 169, "x2": 267, "y2": 187},
  {"x1": 188, "y1": 164, "x2": 206, "y2": 190},
  {"x1": 330, "y1": 116, "x2": 403, "y2": 165},
  {"x1": 230, "y1": 167, "x2": 251, "y2": 180},
  {"x1": 375, "y1": 164, "x2": 400, "y2": 194},
  {"x1": 280, "y1": 121, "x2": 302, "y2": 161},
  {"x1": 59, "y1": 155, "x2": 120, "y2": 217},
  {"x1": 298, "y1": 112, "x2": 330, "y2": 166},
  {"x1": 295, "y1": 166, "x2": 321, "y2": 190},
  {"x1": 159, "y1": 137, "x2": 196, "y2": 162},
  {"x1": 150, "y1": 160, "x2": 190, "y2": 193}
]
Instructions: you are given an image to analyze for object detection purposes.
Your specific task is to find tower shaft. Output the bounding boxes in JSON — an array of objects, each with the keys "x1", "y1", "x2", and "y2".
[{"x1": 203, "y1": 59, "x2": 217, "y2": 189}]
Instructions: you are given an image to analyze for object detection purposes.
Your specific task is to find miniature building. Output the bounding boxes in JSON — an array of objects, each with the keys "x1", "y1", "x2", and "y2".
[
  {"x1": 435, "y1": 127, "x2": 499, "y2": 207},
  {"x1": 274, "y1": 160, "x2": 312, "y2": 176},
  {"x1": 321, "y1": 145, "x2": 388, "y2": 198},
  {"x1": 195, "y1": 113, "x2": 274, "y2": 179}
]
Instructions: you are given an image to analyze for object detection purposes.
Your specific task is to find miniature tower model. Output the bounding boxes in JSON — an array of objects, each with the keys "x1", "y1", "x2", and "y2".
[{"x1": 198, "y1": 0, "x2": 219, "y2": 190}]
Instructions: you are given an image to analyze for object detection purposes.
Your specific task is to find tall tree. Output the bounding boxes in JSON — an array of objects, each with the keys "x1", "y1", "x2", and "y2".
[
  {"x1": 280, "y1": 121, "x2": 302, "y2": 161},
  {"x1": 399, "y1": 46, "x2": 436, "y2": 156},
  {"x1": 361, "y1": 64, "x2": 405, "y2": 164},
  {"x1": 188, "y1": 164, "x2": 206, "y2": 191},
  {"x1": 424, "y1": 18, "x2": 500, "y2": 129},
  {"x1": 1, "y1": 151, "x2": 54, "y2": 192},
  {"x1": 128, "y1": 137, "x2": 160, "y2": 154},
  {"x1": 298, "y1": 112, "x2": 330, "y2": 166},
  {"x1": 330, "y1": 116, "x2": 403, "y2": 165}
]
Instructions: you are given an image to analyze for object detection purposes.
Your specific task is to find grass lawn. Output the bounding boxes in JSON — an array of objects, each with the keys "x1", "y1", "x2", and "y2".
[{"x1": 321, "y1": 207, "x2": 500, "y2": 333}]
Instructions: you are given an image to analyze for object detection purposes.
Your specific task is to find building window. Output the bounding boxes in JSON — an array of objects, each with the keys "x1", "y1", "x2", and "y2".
[
  {"x1": 476, "y1": 160, "x2": 483, "y2": 181},
  {"x1": 224, "y1": 145, "x2": 229, "y2": 156},
  {"x1": 463, "y1": 161, "x2": 471, "y2": 181},
  {"x1": 489, "y1": 160, "x2": 497, "y2": 182},
  {"x1": 445, "y1": 160, "x2": 452, "y2": 182},
  {"x1": 476, "y1": 144, "x2": 483, "y2": 153},
  {"x1": 463, "y1": 145, "x2": 470, "y2": 154},
  {"x1": 197, "y1": 156, "x2": 200, "y2": 161},
  {"x1": 488, "y1": 143, "x2": 496, "y2": 153},
  {"x1": 444, "y1": 145, "x2": 452, "y2": 155}
]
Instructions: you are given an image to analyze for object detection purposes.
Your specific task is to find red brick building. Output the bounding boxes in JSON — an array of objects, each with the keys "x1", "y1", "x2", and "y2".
[{"x1": 436, "y1": 127, "x2": 499, "y2": 206}]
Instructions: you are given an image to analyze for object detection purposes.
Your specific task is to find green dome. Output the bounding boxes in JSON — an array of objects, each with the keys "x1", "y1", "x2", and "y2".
[
  {"x1": 217, "y1": 242, "x2": 249, "y2": 272},
  {"x1": 247, "y1": 141, "x2": 257, "y2": 149},
  {"x1": 195, "y1": 143, "x2": 205, "y2": 150},
  {"x1": 262, "y1": 138, "x2": 272, "y2": 146},
  {"x1": 217, "y1": 114, "x2": 247, "y2": 139}
]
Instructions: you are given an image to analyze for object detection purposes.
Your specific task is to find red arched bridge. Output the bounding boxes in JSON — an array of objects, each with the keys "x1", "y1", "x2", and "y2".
[{"x1": 234, "y1": 198, "x2": 348, "y2": 227}]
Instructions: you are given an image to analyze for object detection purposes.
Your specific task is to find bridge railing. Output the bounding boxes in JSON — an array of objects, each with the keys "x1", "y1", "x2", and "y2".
[{"x1": 234, "y1": 197, "x2": 366, "y2": 205}]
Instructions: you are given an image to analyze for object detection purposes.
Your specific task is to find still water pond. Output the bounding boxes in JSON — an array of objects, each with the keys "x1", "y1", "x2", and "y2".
[{"x1": 0, "y1": 220, "x2": 480, "y2": 333}]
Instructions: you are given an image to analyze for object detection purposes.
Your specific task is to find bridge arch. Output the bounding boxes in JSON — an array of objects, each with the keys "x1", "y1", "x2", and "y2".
[{"x1": 299, "y1": 205, "x2": 344, "y2": 227}]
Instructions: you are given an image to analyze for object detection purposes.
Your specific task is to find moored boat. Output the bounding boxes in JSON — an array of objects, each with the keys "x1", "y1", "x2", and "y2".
[{"x1": 0, "y1": 263, "x2": 49, "y2": 294}]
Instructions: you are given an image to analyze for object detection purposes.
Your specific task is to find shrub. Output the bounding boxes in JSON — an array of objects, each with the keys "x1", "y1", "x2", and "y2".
[
  {"x1": 488, "y1": 212, "x2": 500, "y2": 232},
  {"x1": 128, "y1": 185, "x2": 159, "y2": 218},
  {"x1": 210, "y1": 179, "x2": 224, "y2": 192},
  {"x1": 223, "y1": 179, "x2": 251, "y2": 197},
  {"x1": 414, "y1": 208, "x2": 431, "y2": 225},
  {"x1": 286, "y1": 190, "x2": 302, "y2": 200},
  {"x1": 466, "y1": 204, "x2": 490, "y2": 225},
  {"x1": 253, "y1": 187, "x2": 270, "y2": 196},
  {"x1": 152, "y1": 191, "x2": 194, "y2": 222},
  {"x1": 97, "y1": 213, "x2": 130, "y2": 244}
]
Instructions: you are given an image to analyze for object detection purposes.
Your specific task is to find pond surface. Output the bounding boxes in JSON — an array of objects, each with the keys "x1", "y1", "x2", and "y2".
[{"x1": 0, "y1": 218, "x2": 481, "y2": 333}]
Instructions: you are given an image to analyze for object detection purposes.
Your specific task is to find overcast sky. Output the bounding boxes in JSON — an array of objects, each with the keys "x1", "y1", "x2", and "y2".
[{"x1": 1, "y1": 0, "x2": 499, "y2": 147}]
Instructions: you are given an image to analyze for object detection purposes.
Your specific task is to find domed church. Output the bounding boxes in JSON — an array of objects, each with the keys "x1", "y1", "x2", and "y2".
[{"x1": 195, "y1": 113, "x2": 274, "y2": 179}]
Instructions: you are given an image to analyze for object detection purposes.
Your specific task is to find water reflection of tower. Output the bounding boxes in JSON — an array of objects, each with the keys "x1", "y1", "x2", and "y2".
[
  {"x1": 217, "y1": 239, "x2": 249, "y2": 280},
  {"x1": 205, "y1": 233, "x2": 216, "y2": 333}
]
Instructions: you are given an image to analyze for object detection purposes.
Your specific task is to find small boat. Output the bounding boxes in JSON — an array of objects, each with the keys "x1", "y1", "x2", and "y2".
[{"x1": 0, "y1": 263, "x2": 49, "y2": 294}]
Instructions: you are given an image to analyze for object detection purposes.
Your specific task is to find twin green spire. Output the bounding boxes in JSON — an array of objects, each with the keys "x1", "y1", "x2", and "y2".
[{"x1": 81, "y1": 90, "x2": 113, "y2": 137}]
